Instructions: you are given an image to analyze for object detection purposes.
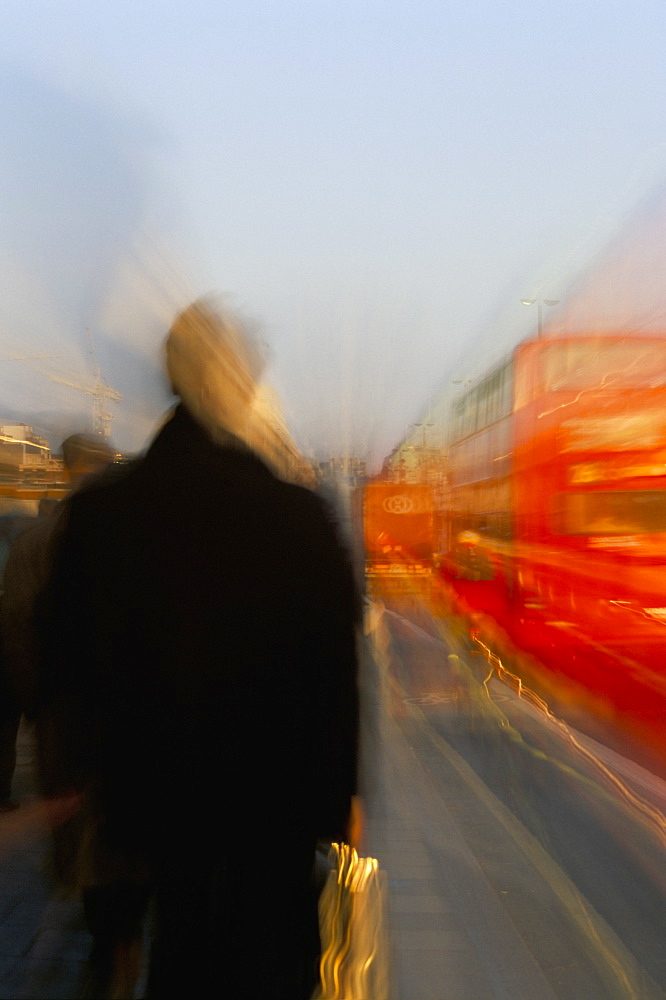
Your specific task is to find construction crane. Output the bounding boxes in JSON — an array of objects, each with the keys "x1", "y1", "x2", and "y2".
[{"x1": 49, "y1": 330, "x2": 121, "y2": 439}]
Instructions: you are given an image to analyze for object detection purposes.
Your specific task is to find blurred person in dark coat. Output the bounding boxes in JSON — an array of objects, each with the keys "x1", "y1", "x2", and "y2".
[
  {"x1": 0, "y1": 495, "x2": 57, "y2": 807},
  {"x1": 0, "y1": 436, "x2": 141, "y2": 994},
  {"x1": 0, "y1": 436, "x2": 112, "y2": 814},
  {"x1": 37, "y1": 300, "x2": 360, "y2": 999},
  {"x1": 2, "y1": 434, "x2": 114, "y2": 718}
]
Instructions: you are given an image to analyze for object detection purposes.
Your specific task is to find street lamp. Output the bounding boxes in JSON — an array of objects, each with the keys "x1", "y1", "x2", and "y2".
[{"x1": 521, "y1": 297, "x2": 559, "y2": 338}]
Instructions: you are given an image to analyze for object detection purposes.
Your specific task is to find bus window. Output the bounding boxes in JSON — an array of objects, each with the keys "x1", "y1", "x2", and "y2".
[
  {"x1": 555, "y1": 490, "x2": 666, "y2": 535},
  {"x1": 540, "y1": 341, "x2": 666, "y2": 391}
]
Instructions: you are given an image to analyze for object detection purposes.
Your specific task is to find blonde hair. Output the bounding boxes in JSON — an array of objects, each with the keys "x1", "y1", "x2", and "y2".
[{"x1": 165, "y1": 298, "x2": 264, "y2": 440}]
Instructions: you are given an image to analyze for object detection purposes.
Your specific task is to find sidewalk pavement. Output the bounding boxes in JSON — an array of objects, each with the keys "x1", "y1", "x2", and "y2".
[{"x1": 360, "y1": 616, "x2": 505, "y2": 1000}]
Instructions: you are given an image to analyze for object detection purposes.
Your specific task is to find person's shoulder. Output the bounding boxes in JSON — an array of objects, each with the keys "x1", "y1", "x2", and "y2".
[
  {"x1": 272, "y1": 476, "x2": 333, "y2": 520},
  {"x1": 73, "y1": 458, "x2": 142, "y2": 501},
  {"x1": 82, "y1": 457, "x2": 142, "y2": 492},
  {"x1": 64, "y1": 459, "x2": 144, "y2": 528},
  {"x1": 276, "y1": 483, "x2": 351, "y2": 562}
]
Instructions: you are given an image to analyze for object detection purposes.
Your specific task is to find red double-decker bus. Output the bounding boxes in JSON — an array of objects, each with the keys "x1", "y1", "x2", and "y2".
[{"x1": 442, "y1": 333, "x2": 666, "y2": 764}]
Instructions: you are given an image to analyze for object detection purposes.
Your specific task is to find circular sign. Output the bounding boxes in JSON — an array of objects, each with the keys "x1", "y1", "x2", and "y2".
[{"x1": 382, "y1": 495, "x2": 414, "y2": 514}]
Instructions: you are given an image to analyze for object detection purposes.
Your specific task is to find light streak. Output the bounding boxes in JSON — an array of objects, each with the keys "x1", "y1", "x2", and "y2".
[
  {"x1": 538, "y1": 372, "x2": 619, "y2": 419},
  {"x1": 536, "y1": 352, "x2": 653, "y2": 420},
  {"x1": 396, "y1": 584, "x2": 663, "y2": 997},
  {"x1": 407, "y1": 638, "x2": 648, "y2": 1000},
  {"x1": 471, "y1": 635, "x2": 666, "y2": 847},
  {"x1": 610, "y1": 600, "x2": 666, "y2": 626}
]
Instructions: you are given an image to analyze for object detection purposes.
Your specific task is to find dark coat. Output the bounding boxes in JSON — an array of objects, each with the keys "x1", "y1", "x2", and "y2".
[
  {"x1": 38, "y1": 405, "x2": 360, "y2": 863},
  {"x1": 2, "y1": 506, "x2": 67, "y2": 719}
]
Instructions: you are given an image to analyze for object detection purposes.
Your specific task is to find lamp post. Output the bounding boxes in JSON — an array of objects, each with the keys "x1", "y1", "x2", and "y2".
[{"x1": 521, "y1": 298, "x2": 559, "y2": 338}]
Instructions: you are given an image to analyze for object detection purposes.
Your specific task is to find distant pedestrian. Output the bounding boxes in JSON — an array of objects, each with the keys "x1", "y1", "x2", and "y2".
[
  {"x1": 1, "y1": 443, "x2": 110, "y2": 813},
  {"x1": 2, "y1": 434, "x2": 114, "y2": 717},
  {"x1": 0, "y1": 435, "x2": 141, "y2": 995},
  {"x1": 38, "y1": 300, "x2": 360, "y2": 999},
  {"x1": 0, "y1": 659, "x2": 20, "y2": 813},
  {"x1": 0, "y1": 498, "x2": 57, "y2": 813}
]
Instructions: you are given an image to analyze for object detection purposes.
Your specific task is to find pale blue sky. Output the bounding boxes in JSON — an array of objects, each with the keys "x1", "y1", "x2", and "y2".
[{"x1": 0, "y1": 1, "x2": 664, "y2": 464}]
